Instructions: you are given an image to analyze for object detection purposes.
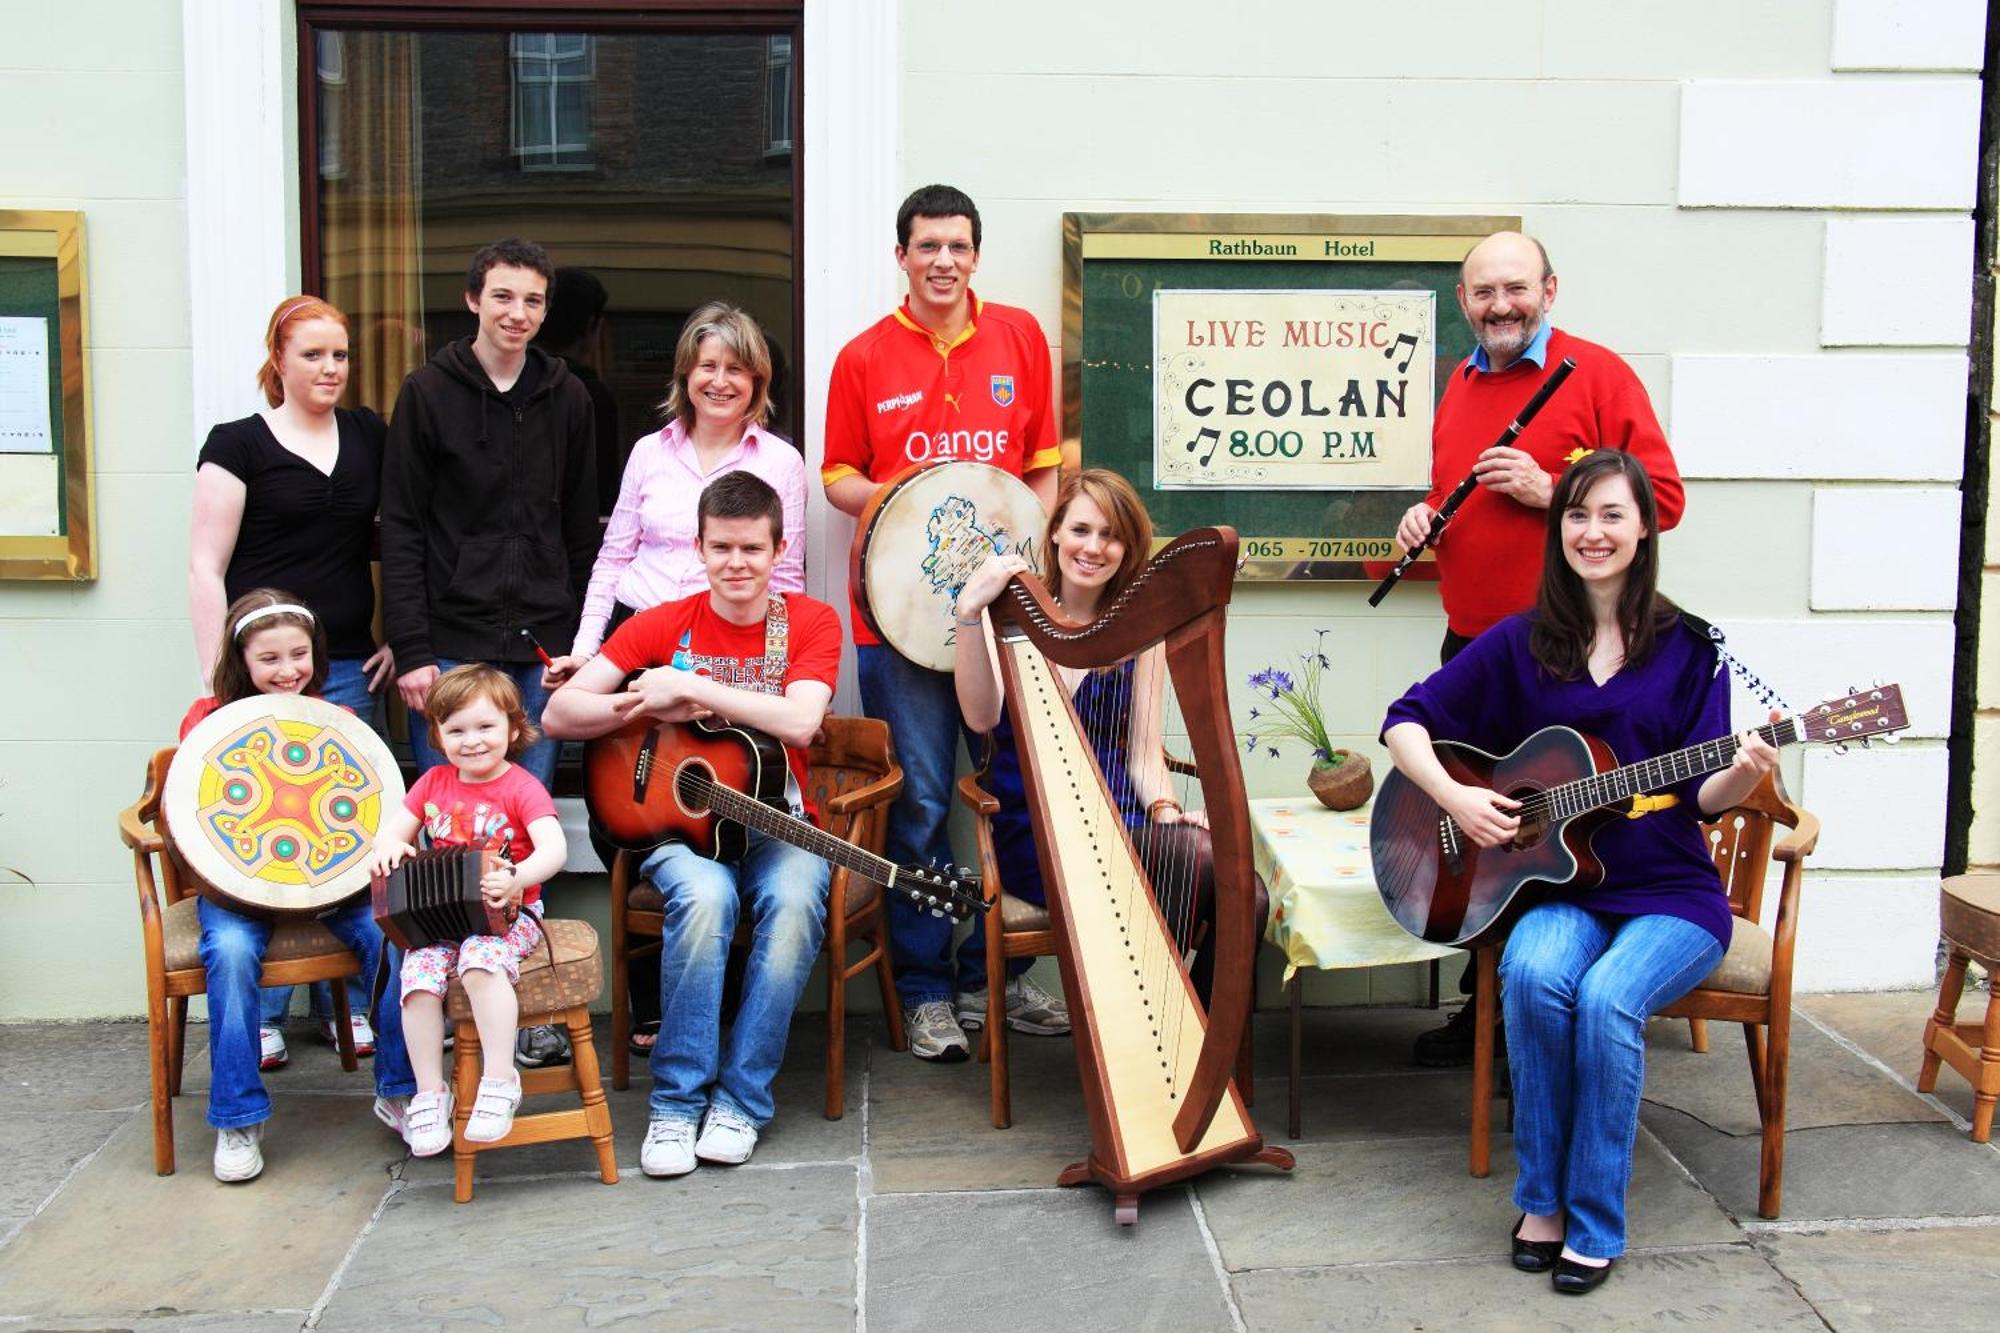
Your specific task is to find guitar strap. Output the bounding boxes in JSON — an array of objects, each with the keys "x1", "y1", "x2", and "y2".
[
  {"x1": 758, "y1": 592, "x2": 789, "y2": 691},
  {"x1": 1677, "y1": 609, "x2": 1793, "y2": 713}
]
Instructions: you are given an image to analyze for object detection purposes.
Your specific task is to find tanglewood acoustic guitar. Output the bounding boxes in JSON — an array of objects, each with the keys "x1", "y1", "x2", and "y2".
[
  {"x1": 584, "y1": 715, "x2": 986, "y2": 922},
  {"x1": 1371, "y1": 685, "x2": 1909, "y2": 950}
]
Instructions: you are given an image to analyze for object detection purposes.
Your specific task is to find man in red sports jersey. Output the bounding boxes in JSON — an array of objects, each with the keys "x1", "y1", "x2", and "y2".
[
  {"x1": 1394, "y1": 230, "x2": 1686, "y2": 1065},
  {"x1": 823, "y1": 184, "x2": 1065, "y2": 1063}
]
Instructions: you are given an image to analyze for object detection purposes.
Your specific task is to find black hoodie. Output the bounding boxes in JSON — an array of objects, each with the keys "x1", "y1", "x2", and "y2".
[{"x1": 381, "y1": 337, "x2": 599, "y2": 671}]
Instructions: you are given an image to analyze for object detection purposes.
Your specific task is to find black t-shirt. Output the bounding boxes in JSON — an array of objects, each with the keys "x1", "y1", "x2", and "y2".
[{"x1": 197, "y1": 407, "x2": 386, "y2": 655}]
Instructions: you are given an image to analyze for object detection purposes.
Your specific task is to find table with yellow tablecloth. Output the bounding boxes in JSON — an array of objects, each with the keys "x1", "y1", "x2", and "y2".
[{"x1": 1250, "y1": 796, "x2": 1459, "y2": 1136}]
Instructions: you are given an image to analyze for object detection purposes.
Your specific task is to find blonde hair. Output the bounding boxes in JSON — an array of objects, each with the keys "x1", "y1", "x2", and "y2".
[
  {"x1": 423, "y1": 664, "x2": 538, "y2": 759},
  {"x1": 257, "y1": 295, "x2": 349, "y2": 407},
  {"x1": 657, "y1": 302, "x2": 774, "y2": 430}
]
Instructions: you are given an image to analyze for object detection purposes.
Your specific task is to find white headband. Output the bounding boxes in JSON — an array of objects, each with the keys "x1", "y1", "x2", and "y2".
[{"x1": 234, "y1": 603, "x2": 315, "y2": 638}]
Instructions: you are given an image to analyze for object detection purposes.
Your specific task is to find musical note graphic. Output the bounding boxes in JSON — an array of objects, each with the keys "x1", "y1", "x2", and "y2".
[
  {"x1": 1384, "y1": 332, "x2": 1419, "y2": 375},
  {"x1": 1185, "y1": 426, "x2": 1222, "y2": 467}
]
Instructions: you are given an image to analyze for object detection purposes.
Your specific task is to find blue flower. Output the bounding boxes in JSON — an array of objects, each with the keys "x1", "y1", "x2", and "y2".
[
  {"x1": 1246, "y1": 667, "x2": 1282, "y2": 692},
  {"x1": 1248, "y1": 706, "x2": 1260, "y2": 720},
  {"x1": 1242, "y1": 734, "x2": 1260, "y2": 755}
]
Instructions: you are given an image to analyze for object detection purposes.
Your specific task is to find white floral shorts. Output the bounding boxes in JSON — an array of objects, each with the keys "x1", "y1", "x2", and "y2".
[{"x1": 399, "y1": 907, "x2": 545, "y2": 999}]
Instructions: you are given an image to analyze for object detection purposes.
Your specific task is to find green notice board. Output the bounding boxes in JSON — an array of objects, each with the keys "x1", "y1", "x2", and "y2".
[
  {"x1": 0, "y1": 255, "x2": 68, "y2": 512},
  {"x1": 1061, "y1": 213, "x2": 1514, "y2": 580}
]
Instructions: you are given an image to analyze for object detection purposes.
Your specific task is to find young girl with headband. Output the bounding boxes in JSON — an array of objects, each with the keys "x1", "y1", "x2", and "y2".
[{"x1": 182, "y1": 588, "x2": 415, "y2": 1183}]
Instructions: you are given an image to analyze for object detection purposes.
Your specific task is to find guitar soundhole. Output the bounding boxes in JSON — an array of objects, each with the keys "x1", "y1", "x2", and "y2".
[
  {"x1": 673, "y1": 760, "x2": 715, "y2": 817},
  {"x1": 1507, "y1": 787, "x2": 1548, "y2": 850}
]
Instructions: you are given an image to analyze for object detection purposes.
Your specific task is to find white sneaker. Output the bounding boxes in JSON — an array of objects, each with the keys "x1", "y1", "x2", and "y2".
[
  {"x1": 641, "y1": 1117, "x2": 697, "y2": 1178},
  {"x1": 214, "y1": 1123, "x2": 264, "y2": 1182},
  {"x1": 694, "y1": 1104, "x2": 760, "y2": 1165},
  {"x1": 958, "y1": 974, "x2": 1072, "y2": 1036},
  {"x1": 258, "y1": 1026, "x2": 288, "y2": 1071},
  {"x1": 464, "y1": 1074, "x2": 523, "y2": 1143},
  {"x1": 903, "y1": 999, "x2": 970, "y2": 1062},
  {"x1": 403, "y1": 1087, "x2": 455, "y2": 1157},
  {"x1": 372, "y1": 1096, "x2": 407, "y2": 1136}
]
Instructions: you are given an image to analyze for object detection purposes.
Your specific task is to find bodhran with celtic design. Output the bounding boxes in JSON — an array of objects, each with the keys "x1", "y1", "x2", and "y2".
[
  {"x1": 850, "y1": 460, "x2": 1049, "y2": 672},
  {"x1": 163, "y1": 693, "x2": 405, "y2": 918}
]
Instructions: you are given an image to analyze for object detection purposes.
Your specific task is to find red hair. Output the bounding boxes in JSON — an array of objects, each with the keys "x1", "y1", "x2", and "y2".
[{"x1": 257, "y1": 295, "x2": 349, "y2": 407}]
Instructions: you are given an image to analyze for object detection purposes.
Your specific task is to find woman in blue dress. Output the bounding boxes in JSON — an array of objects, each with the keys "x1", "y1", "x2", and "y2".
[
  {"x1": 949, "y1": 468, "x2": 1224, "y2": 1037},
  {"x1": 1382, "y1": 449, "x2": 1778, "y2": 1294}
]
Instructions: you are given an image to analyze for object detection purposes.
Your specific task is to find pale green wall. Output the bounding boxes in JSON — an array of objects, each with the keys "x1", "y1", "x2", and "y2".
[{"x1": 0, "y1": 2, "x2": 196, "y2": 1019}]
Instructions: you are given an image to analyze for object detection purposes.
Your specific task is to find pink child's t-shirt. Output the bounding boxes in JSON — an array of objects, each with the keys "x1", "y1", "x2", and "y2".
[{"x1": 402, "y1": 763, "x2": 558, "y2": 906}]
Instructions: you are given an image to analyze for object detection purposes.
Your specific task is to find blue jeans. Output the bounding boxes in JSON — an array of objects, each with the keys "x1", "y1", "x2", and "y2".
[
  {"x1": 1500, "y1": 902, "x2": 1723, "y2": 1260},
  {"x1": 857, "y1": 645, "x2": 970, "y2": 1006},
  {"x1": 407, "y1": 657, "x2": 558, "y2": 790},
  {"x1": 198, "y1": 896, "x2": 415, "y2": 1130},
  {"x1": 641, "y1": 830, "x2": 829, "y2": 1127},
  {"x1": 262, "y1": 653, "x2": 388, "y2": 1026}
]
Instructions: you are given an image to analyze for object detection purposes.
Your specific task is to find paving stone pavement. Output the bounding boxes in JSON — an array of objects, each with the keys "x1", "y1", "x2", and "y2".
[{"x1": 2, "y1": 993, "x2": 1997, "y2": 1330}]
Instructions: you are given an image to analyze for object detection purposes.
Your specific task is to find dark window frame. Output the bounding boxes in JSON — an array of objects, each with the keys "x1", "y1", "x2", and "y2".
[{"x1": 296, "y1": 0, "x2": 806, "y2": 444}]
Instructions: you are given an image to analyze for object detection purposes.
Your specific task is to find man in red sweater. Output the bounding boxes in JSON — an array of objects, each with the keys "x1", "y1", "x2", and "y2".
[{"x1": 1395, "y1": 230, "x2": 1685, "y2": 1064}]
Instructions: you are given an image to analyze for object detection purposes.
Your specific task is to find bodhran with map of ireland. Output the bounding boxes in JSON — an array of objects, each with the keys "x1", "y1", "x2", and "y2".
[
  {"x1": 1154, "y1": 288, "x2": 1434, "y2": 491},
  {"x1": 163, "y1": 693, "x2": 403, "y2": 918},
  {"x1": 851, "y1": 459, "x2": 1049, "y2": 671}
]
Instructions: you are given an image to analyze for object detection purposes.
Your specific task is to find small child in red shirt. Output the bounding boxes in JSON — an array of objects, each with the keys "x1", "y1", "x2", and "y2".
[{"x1": 367, "y1": 665, "x2": 568, "y2": 1155}]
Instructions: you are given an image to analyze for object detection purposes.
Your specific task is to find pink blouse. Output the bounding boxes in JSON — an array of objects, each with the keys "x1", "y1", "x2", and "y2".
[{"x1": 571, "y1": 419, "x2": 808, "y2": 657}]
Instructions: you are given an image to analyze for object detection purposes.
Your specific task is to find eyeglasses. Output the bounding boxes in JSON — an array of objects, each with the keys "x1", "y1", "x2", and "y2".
[{"x1": 909, "y1": 240, "x2": 975, "y2": 260}]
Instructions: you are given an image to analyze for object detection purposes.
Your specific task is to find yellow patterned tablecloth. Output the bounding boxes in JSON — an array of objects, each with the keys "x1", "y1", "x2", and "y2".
[{"x1": 1252, "y1": 797, "x2": 1458, "y2": 980}]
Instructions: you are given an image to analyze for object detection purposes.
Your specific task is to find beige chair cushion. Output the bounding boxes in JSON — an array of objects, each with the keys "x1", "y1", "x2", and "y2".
[
  {"x1": 446, "y1": 917, "x2": 601, "y2": 1021},
  {"x1": 1696, "y1": 915, "x2": 1773, "y2": 995},
  {"x1": 1941, "y1": 875, "x2": 2000, "y2": 966},
  {"x1": 999, "y1": 892, "x2": 1050, "y2": 932},
  {"x1": 161, "y1": 896, "x2": 361, "y2": 974}
]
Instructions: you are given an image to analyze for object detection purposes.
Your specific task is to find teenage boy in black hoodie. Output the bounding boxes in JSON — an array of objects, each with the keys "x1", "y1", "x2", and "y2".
[
  {"x1": 382, "y1": 238, "x2": 598, "y2": 1070},
  {"x1": 382, "y1": 237, "x2": 598, "y2": 792}
]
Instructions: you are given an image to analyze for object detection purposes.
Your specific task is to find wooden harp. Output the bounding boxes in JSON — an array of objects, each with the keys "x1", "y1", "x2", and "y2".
[{"x1": 987, "y1": 525, "x2": 1293, "y2": 1224}]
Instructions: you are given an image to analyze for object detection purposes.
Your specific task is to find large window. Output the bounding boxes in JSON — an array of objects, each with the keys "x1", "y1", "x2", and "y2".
[{"x1": 302, "y1": 7, "x2": 802, "y2": 516}]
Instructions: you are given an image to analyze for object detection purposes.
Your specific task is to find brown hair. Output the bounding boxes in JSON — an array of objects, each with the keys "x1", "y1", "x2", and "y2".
[
  {"x1": 211, "y1": 588, "x2": 328, "y2": 702},
  {"x1": 1041, "y1": 468, "x2": 1153, "y2": 612},
  {"x1": 657, "y1": 302, "x2": 775, "y2": 430},
  {"x1": 256, "y1": 295, "x2": 349, "y2": 408},
  {"x1": 1529, "y1": 449, "x2": 1677, "y2": 681},
  {"x1": 424, "y1": 663, "x2": 538, "y2": 759},
  {"x1": 696, "y1": 469, "x2": 784, "y2": 545}
]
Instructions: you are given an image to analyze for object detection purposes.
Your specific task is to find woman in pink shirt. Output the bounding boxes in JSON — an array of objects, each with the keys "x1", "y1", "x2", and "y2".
[
  {"x1": 561, "y1": 302, "x2": 805, "y2": 663},
  {"x1": 550, "y1": 301, "x2": 804, "y2": 1054}
]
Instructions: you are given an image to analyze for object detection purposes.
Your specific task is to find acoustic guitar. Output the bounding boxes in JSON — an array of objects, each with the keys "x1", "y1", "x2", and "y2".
[
  {"x1": 584, "y1": 716, "x2": 984, "y2": 922},
  {"x1": 1371, "y1": 685, "x2": 1909, "y2": 950}
]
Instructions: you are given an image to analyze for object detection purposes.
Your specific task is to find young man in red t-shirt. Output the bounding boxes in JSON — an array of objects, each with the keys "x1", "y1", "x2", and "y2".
[
  {"x1": 543, "y1": 472, "x2": 840, "y2": 1178},
  {"x1": 822, "y1": 184, "x2": 1066, "y2": 1063}
]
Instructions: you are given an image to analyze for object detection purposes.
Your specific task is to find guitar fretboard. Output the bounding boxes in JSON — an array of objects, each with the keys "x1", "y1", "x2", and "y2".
[
  {"x1": 1538, "y1": 717, "x2": 1801, "y2": 821},
  {"x1": 684, "y1": 771, "x2": 900, "y2": 888}
]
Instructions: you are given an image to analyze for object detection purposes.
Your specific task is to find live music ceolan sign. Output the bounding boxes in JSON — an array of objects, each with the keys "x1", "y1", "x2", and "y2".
[{"x1": 1152, "y1": 288, "x2": 1435, "y2": 491}]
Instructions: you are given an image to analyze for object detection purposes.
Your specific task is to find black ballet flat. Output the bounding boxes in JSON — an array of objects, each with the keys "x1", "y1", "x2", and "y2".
[
  {"x1": 1551, "y1": 1254, "x2": 1614, "y2": 1294},
  {"x1": 1510, "y1": 1215, "x2": 1561, "y2": 1273}
]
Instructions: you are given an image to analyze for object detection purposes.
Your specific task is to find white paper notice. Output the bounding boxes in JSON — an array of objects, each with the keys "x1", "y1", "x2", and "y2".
[
  {"x1": 0, "y1": 453, "x2": 59, "y2": 535},
  {"x1": 0, "y1": 316, "x2": 54, "y2": 454}
]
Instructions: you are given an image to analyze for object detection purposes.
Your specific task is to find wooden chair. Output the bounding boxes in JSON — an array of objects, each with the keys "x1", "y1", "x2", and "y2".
[
  {"x1": 118, "y1": 747, "x2": 361, "y2": 1175},
  {"x1": 446, "y1": 917, "x2": 617, "y2": 1202},
  {"x1": 1469, "y1": 771, "x2": 1818, "y2": 1218},
  {"x1": 607, "y1": 716, "x2": 905, "y2": 1118},
  {"x1": 1919, "y1": 873, "x2": 2000, "y2": 1142},
  {"x1": 956, "y1": 754, "x2": 1260, "y2": 1130},
  {"x1": 956, "y1": 767, "x2": 1061, "y2": 1130}
]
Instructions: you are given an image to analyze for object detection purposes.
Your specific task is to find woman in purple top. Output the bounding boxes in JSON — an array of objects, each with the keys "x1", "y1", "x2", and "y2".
[{"x1": 1382, "y1": 450, "x2": 1777, "y2": 1294}]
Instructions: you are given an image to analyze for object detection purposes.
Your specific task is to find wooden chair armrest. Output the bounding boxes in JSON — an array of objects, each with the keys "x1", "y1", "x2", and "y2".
[
  {"x1": 956, "y1": 771, "x2": 1000, "y2": 817},
  {"x1": 1772, "y1": 805, "x2": 1820, "y2": 862},
  {"x1": 1165, "y1": 753, "x2": 1198, "y2": 778},
  {"x1": 118, "y1": 801, "x2": 161, "y2": 853},
  {"x1": 822, "y1": 765, "x2": 904, "y2": 819}
]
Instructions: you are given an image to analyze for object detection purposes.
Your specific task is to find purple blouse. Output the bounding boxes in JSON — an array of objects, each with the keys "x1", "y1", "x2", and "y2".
[{"x1": 1381, "y1": 613, "x2": 1734, "y2": 949}]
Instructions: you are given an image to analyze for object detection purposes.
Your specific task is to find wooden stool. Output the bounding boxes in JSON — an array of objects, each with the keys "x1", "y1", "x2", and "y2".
[
  {"x1": 446, "y1": 917, "x2": 617, "y2": 1202},
  {"x1": 1919, "y1": 874, "x2": 2000, "y2": 1143}
]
